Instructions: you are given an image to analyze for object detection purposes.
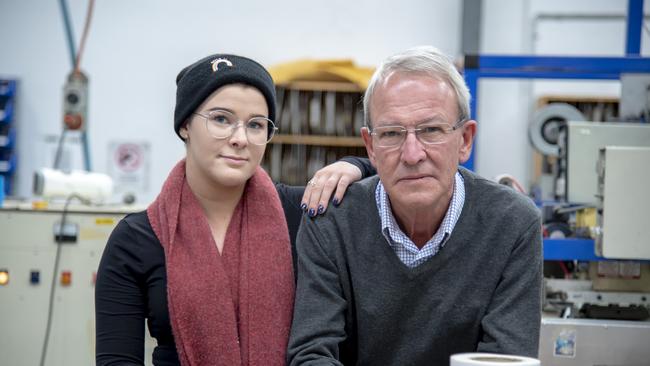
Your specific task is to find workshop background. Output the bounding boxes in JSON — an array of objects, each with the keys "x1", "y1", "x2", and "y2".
[
  {"x1": 1, "y1": 0, "x2": 649, "y2": 365},
  {"x1": 0, "y1": 0, "x2": 646, "y2": 203}
]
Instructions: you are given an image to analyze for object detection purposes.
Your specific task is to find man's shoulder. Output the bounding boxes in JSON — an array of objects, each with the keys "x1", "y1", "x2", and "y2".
[
  {"x1": 327, "y1": 175, "x2": 379, "y2": 216},
  {"x1": 305, "y1": 176, "x2": 380, "y2": 232},
  {"x1": 459, "y1": 168, "x2": 540, "y2": 221},
  {"x1": 350, "y1": 174, "x2": 380, "y2": 191}
]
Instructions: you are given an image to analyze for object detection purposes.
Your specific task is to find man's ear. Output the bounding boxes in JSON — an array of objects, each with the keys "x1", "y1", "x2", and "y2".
[
  {"x1": 361, "y1": 127, "x2": 377, "y2": 166},
  {"x1": 458, "y1": 120, "x2": 477, "y2": 164}
]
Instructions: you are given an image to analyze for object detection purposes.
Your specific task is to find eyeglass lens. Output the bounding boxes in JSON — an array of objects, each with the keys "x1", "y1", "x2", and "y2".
[
  {"x1": 372, "y1": 123, "x2": 454, "y2": 147},
  {"x1": 202, "y1": 109, "x2": 275, "y2": 145}
]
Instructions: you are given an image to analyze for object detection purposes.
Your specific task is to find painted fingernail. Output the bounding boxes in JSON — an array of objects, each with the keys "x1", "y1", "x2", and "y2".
[
  {"x1": 332, "y1": 198, "x2": 339, "y2": 206},
  {"x1": 300, "y1": 203, "x2": 307, "y2": 211},
  {"x1": 317, "y1": 204, "x2": 324, "y2": 214},
  {"x1": 308, "y1": 208, "x2": 316, "y2": 217}
]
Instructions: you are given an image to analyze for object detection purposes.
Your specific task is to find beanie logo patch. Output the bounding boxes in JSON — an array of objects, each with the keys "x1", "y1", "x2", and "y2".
[{"x1": 211, "y1": 58, "x2": 233, "y2": 72}]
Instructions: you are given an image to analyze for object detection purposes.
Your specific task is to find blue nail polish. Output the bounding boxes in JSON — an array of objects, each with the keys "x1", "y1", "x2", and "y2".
[
  {"x1": 300, "y1": 203, "x2": 307, "y2": 211},
  {"x1": 332, "y1": 198, "x2": 339, "y2": 206},
  {"x1": 317, "y1": 205, "x2": 324, "y2": 214},
  {"x1": 308, "y1": 208, "x2": 315, "y2": 217}
]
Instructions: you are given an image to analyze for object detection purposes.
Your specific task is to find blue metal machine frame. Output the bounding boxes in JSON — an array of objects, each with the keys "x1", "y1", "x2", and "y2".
[{"x1": 462, "y1": 0, "x2": 649, "y2": 260}]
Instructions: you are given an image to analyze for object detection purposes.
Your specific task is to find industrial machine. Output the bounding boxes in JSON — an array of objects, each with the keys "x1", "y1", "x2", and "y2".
[
  {"x1": 0, "y1": 201, "x2": 154, "y2": 366},
  {"x1": 596, "y1": 146, "x2": 650, "y2": 260},
  {"x1": 566, "y1": 121, "x2": 650, "y2": 206},
  {"x1": 539, "y1": 126, "x2": 650, "y2": 365},
  {"x1": 528, "y1": 118, "x2": 650, "y2": 366},
  {"x1": 539, "y1": 317, "x2": 650, "y2": 366},
  {"x1": 463, "y1": 21, "x2": 650, "y2": 360}
]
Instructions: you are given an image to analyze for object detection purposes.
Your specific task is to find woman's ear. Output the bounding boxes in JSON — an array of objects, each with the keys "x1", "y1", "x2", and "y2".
[{"x1": 179, "y1": 120, "x2": 190, "y2": 140}]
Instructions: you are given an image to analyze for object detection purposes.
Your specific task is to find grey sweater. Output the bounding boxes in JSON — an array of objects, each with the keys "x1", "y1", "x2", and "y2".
[{"x1": 288, "y1": 168, "x2": 542, "y2": 366}]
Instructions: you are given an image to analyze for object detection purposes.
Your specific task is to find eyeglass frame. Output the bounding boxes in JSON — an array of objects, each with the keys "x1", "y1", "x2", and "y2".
[
  {"x1": 368, "y1": 117, "x2": 468, "y2": 148},
  {"x1": 192, "y1": 109, "x2": 278, "y2": 145}
]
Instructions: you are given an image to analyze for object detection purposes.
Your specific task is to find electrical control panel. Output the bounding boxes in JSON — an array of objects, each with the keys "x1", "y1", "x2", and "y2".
[
  {"x1": 0, "y1": 201, "x2": 155, "y2": 365},
  {"x1": 596, "y1": 146, "x2": 650, "y2": 260}
]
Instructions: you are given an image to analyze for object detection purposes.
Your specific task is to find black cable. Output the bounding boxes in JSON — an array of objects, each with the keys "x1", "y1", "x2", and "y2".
[
  {"x1": 52, "y1": 127, "x2": 68, "y2": 170},
  {"x1": 39, "y1": 194, "x2": 89, "y2": 366}
]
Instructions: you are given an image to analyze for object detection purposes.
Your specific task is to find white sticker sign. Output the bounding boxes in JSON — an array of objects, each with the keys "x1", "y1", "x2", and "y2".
[{"x1": 108, "y1": 141, "x2": 150, "y2": 201}]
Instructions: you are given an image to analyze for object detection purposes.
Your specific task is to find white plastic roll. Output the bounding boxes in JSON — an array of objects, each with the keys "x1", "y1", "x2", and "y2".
[
  {"x1": 450, "y1": 353, "x2": 540, "y2": 366},
  {"x1": 33, "y1": 168, "x2": 114, "y2": 203}
]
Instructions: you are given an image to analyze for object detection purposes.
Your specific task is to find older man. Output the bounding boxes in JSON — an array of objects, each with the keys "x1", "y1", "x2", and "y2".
[{"x1": 287, "y1": 46, "x2": 542, "y2": 366}]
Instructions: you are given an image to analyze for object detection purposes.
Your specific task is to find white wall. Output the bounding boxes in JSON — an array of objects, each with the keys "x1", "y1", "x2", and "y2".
[{"x1": 0, "y1": 0, "x2": 462, "y2": 203}]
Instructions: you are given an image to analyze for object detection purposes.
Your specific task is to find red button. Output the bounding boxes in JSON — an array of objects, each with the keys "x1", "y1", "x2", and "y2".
[{"x1": 61, "y1": 271, "x2": 72, "y2": 286}]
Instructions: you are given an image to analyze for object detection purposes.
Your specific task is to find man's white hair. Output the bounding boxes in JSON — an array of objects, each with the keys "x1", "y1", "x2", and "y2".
[{"x1": 363, "y1": 46, "x2": 471, "y2": 128}]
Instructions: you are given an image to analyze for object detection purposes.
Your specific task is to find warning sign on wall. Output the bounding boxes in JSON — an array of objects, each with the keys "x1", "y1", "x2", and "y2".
[{"x1": 108, "y1": 141, "x2": 150, "y2": 202}]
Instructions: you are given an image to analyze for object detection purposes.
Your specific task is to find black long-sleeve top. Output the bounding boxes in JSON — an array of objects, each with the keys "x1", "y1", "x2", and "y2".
[{"x1": 95, "y1": 158, "x2": 373, "y2": 365}]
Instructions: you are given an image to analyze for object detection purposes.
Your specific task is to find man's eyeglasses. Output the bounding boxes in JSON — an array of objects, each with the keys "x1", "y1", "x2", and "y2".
[
  {"x1": 369, "y1": 118, "x2": 467, "y2": 148},
  {"x1": 193, "y1": 109, "x2": 278, "y2": 146}
]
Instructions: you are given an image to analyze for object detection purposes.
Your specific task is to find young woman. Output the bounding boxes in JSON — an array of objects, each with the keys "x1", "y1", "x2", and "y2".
[{"x1": 95, "y1": 53, "x2": 372, "y2": 366}]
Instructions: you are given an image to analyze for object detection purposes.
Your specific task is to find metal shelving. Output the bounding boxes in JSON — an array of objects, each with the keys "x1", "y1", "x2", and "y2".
[{"x1": 0, "y1": 79, "x2": 17, "y2": 197}]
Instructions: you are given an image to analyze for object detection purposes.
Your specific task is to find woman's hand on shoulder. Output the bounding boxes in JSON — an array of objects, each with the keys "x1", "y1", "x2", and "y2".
[{"x1": 301, "y1": 161, "x2": 362, "y2": 217}]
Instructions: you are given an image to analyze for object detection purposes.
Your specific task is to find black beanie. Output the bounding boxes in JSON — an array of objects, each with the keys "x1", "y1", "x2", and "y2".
[{"x1": 173, "y1": 53, "x2": 276, "y2": 140}]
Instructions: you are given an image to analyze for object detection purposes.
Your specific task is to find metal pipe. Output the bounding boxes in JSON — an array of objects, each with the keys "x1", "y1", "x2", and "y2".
[
  {"x1": 57, "y1": 0, "x2": 77, "y2": 68},
  {"x1": 626, "y1": 0, "x2": 644, "y2": 55}
]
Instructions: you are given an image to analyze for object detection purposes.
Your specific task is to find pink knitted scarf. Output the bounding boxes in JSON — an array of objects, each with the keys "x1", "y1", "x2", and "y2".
[{"x1": 147, "y1": 160, "x2": 294, "y2": 366}]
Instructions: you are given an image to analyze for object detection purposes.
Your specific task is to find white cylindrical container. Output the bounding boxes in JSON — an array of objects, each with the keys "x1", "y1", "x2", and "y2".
[
  {"x1": 450, "y1": 353, "x2": 540, "y2": 366},
  {"x1": 33, "y1": 168, "x2": 114, "y2": 203}
]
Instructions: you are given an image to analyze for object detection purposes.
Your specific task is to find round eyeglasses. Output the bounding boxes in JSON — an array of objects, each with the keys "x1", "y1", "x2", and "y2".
[
  {"x1": 193, "y1": 109, "x2": 278, "y2": 145},
  {"x1": 369, "y1": 118, "x2": 467, "y2": 148}
]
